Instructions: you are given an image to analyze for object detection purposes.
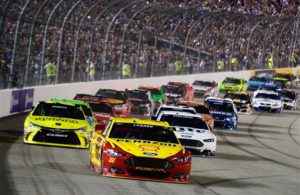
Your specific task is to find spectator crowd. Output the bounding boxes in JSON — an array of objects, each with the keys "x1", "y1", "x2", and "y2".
[{"x1": 0, "y1": 0, "x2": 299, "y2": 89}]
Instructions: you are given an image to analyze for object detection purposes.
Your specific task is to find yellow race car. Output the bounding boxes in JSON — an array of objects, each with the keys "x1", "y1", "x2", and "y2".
[
  {"x1": 89, "y1": 117, "x2": 192, "y2": 183},
  {"x1": 24, "y1": 100, "x2": 97, "y2": 148}
]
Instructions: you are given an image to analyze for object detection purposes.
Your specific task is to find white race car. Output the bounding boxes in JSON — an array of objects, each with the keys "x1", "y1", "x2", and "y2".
[
  {"x1": 192, "y1": 80, "x2": 218, "y2": 98},
  {"x1": 252, "y1": 90, "x2": 283, "y2": 113},
  {"x1": 281, "y1": 90, "x2": 298, "y2": 110},
  {"x1": 156, "y1": 111, "x2": 217, "y2": 157}
]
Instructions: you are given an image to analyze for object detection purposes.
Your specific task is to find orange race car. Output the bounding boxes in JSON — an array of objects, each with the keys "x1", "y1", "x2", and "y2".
[{"x1": 176, "y1": 101, "x2": 215, "y2": 129}]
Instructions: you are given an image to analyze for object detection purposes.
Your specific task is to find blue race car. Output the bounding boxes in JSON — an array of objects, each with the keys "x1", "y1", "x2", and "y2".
[
  {"x1": 205, "y1": 97, "x2": 238, "y2": 130},
  {"x1": 247, "y1": 76, "x2": 281, "y2": 92}
]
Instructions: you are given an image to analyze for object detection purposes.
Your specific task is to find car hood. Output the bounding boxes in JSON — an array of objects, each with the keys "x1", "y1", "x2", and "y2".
[
  {"x1": 27, "y1": 116, "x2": 88, "y2": 129},
  {"x1": 172, "y1": 126, "x2": 215, "y2": 140},
  {"x1": 108, "y1": 138, "x2": 183, "y2": 158}
]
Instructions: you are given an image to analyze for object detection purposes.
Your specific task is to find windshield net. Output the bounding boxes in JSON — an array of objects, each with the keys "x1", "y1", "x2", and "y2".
[
  {"x1": 96, "y1": 90, "x2": 125, "y2": 101},
  {"x1": 109, "y1": 123, "x2": 179, "y2": 144},
  {"x1": 32, "y1": 102, "x2": 85, "y2": 120},
  {"x1": 223, "y1": 78, "x2": 241, "y2": 85},
  {"x1": 255, "y1": 93, "x2": 281, "y2": 100},
  {"x1": 90, "y1": 102, "x2": 112, "y2": 114},
  {"x1": 193, "y1": 81, "x2": 213, "y2": 87},
  {"x1": 207, "y1": 101, "x2": 235, "y2": 113}
]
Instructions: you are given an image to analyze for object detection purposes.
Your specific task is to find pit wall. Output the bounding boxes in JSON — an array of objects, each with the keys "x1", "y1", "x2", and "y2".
[{"x1": 0, "y1": 67, "x2": 298, "y2": 118}]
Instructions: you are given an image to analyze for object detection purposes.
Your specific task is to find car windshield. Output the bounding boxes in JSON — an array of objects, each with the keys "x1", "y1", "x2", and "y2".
[
  {"x1": 81, "y1": 105, "x2": 93, "y2": 117},
  {"x1": 194, "y1": 105, "x2": 210, "y2": 114},
  {"x1": 162, "y1": 86, "x2": 183, "y2": 95},
  {"x1": 32, "y1": 102, "x2": 85, "y2": 120},
  {"x1": 96, "y1": 90, "x2": 125, "y2": 101},
  {"x1": 109, "y1": 123, "x2": 179, "y2": 144},
  {"x1": 156, "y1": 107, "x2": 196, "y2": 116},
  {"x1": 249, "y1": 77, "x2": 268, "y2": 82},
  {"x1": 223, "y1": 78, "x2": 241, "y2": 85},
  {"x1": 127, "y1": 91, "x2": 148, "y2": 100},
  {"x1": 160, "y1": 114, "x2": 209, "y2": 130},
  {"x1": 282, "y1": 91, "x2": 296, "y2": 100},
  {"x1": 224, "y1": 93, "x2": 249, "y2": 101},
  {"x1": 193, "y1": 80, "x2": 213, "y2": 87},
  {"x1": 255, "y1": 93, "x2": 281, "y2": 100},
  {"x1": 89, "y1": 102, "x2": 112, "y2": 114},
  {"x1": 207, "y1": 101, "x2": 235, "y2": 113},
  {"x1": 274, "y1": 74, "x2": 292, "y2": 80},
  {"x1": 258, "y1": 85, "x2": 280, "y2": 91}
]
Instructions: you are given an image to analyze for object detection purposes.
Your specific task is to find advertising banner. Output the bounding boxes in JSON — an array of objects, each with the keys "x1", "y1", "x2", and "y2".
[{"x1": 10, "y1": 89, "x2": 34, "y2": 113}]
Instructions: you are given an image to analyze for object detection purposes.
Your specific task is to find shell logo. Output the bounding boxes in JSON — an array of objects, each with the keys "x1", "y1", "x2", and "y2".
[{"x1": 139, "y1": 145, "x2": 160, "y2": 152}]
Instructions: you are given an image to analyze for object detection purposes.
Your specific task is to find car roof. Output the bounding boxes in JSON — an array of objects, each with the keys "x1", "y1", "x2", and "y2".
[
  {"x1": 176, "y1": 101, "x2": 206, "y2": 107},
  {"x1": 50, "y1": 98, "x2": 89, "y2": 106},
  {"x1": 112, "y1": 117, "x2": 169, "y2": 126},
  {"x1": 158, "y1": 110, "x2": 203, "y2": 118}
]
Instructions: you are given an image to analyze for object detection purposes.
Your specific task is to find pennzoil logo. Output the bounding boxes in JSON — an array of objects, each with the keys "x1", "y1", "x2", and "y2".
[
  {"x1": 139, "y1": 145, "x2": 160, "y2": 152},
  {"x1": 135, "y1": 167, "x2": 165, "y2": 172},
  {"x1": 143, "y1": 152, "x2": 158, "y2": 156}
]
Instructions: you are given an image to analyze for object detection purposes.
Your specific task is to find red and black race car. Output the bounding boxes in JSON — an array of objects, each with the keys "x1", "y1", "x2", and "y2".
[
  {"x1": 95, "y1": 89, "x2": 130, "y2": 117},
  {"x1": 74, "y1": 94, "x2": 116, "y2": 125}
]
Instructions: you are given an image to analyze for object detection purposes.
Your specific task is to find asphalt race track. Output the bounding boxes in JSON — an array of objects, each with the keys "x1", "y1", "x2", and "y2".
[{"x1": 0, "y1": 89, "x2": 300, "y2": 195}]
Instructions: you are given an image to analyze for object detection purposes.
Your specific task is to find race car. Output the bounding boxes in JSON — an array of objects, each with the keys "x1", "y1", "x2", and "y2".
[
  {"x1": 151, "y1": 104, "x2": 197, "y2": 120},
  {"x1": 74, "y1": 94, "x2": 115, "y2": 125},
  {"x1": 280, "y1": 90, "x2": 298, "y2": 110},
  {"x1": 95, "y1": 89, "x2": 130, "y2": 117},
  {"x1": 273, "y1": 73, "x2": 295, "y2": 88},
  {"x1": 205, "y1": 97, "x2": 238, "y2": 130},
  {"x1": 89, "y1": 117, "x2": 191, "y2": 183},
  {"x1": 247, "y1": 76, "x2": 280, "y2": 92},
  {"x1": 125, "y1": 89, "x2": 152, "y2": 116},
  {"x1": 219, "y1": 77, "x2": 247, "y2": 94},
  {"x1": 161, "y1": 84, "x2": 186, "y2": 105},
  {"x1": 23, "y1": 100, "x2": 99, "y2": 148},
  {"x1": 252, "y1": 90, "x2": 283, "y2": 113},
  {"x1": 192, "y1": 80, "x2": 218, "y2": 98},
  {"x1": 224, "y1": 91, "x2": 252, "y2": 114},
  {"x1": 138, "y1": 85, "x2": 165, "y2": 109},
  {"x1": 167, "y1": 82, "x2": 194, "y2": 101},
  {"x1": 156, "y1": 111, "x2": 217, "y2": 157},
  {"x1": 176, "y1": 101, "x2": 214, "y2": 129}
]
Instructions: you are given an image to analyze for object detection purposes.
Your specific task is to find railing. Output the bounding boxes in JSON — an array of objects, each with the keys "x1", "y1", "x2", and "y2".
[{"x1": 0, "y1": 1, "x2": 299, "y2": 89}]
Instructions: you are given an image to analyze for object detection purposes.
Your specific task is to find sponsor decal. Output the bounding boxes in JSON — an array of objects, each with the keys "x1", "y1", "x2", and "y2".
[
  {"x1": 34, "y1": 117, "x2": 79, "y2": 124},
  {"x1": 10, "y1": 88, "x2": 34, "y2": 113},
  {"x1": 109, "y1": 157, "x2": 116, "y2": 163},
  {"x1": 135, "y1": 167, "x2": 165, "y2": 172},
  {"x1": 181, "y1": 135, "x2": 192, "y2": 138},
  {"x1": 46, "y1": 133, "x2": 68, "y2": 138},
  {"x1": 143, "y1": 152, "x2": 158, "y2": 156},
  {"x1": 139, "y1": 145, "x2": 160, "y2": 152}
]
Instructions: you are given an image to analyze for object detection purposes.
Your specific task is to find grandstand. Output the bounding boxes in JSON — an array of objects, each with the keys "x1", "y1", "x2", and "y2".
[{"x1": 0, "y1": 0, "x2": 299, "y2": 89}]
